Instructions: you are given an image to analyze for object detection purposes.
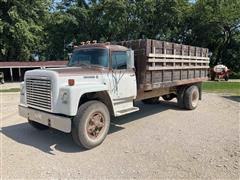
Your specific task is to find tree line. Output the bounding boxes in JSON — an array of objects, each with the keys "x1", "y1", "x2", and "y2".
[{"x1": 0, "y1": 0, "x2": 239, "y2": 72}]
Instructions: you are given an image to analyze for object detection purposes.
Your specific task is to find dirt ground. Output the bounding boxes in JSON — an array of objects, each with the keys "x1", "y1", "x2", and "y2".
[
  {"x1": 0, "y1": 82, "x2": 20, "y2": 90},
  {"x1": 0, "y1": 83, "x2": 239, "y2": 179}
]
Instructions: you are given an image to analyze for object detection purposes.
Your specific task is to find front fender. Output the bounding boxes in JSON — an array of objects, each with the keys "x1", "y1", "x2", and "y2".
[{"x1": 55, "y1": 83, "x2": 109, "y2": 116}]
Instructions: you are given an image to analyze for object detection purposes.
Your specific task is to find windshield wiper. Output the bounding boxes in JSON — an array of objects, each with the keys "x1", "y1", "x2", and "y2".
[
  {"x1": 69, "y1": 62, "x2": 91, "y2": 68},
  {"x1": 68, "y1": 62, "x2": 105, "y2": 68},
  {"x1": 89, "y1": 64, "x2": 105, "y2": 68},
  {"x1": 79, "y1": 62, "x2": 91, "y2": 67}
]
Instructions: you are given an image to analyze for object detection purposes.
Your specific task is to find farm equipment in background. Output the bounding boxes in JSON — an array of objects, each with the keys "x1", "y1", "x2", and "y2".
[{"x1": 210, "y1": 64, "x2": 230, "y2": 81}]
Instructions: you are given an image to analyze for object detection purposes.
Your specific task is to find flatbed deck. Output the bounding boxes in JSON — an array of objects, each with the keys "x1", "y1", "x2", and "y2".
[{"x1": 113, "y1": 39, "x2": 209, "y2": 100}]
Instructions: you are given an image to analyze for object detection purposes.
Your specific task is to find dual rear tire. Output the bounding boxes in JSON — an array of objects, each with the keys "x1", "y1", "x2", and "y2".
[
  {"x1": 177, "y1": 85, "x2": 200, "y2": 110},
  {"x1": 141, "y1": 85, "x2": 200, "y2": 110}
]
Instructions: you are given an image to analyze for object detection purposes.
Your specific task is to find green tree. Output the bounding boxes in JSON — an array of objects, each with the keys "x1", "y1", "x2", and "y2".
[
  {"x1": 187, "y1": 0, "x2": 240, "y2": 71},
  {"x1": 1, "y1": 0, "x2": 239, "y2": 72},
  {"x1": 0, "y1": 0, "x2": 51, "y2": 61},
  {"x1": 133, "y1": 0, "x2": 190, "y2": 41},
  {"x1": 44, "y1": 0, "x2": 91, "y2": 59}
]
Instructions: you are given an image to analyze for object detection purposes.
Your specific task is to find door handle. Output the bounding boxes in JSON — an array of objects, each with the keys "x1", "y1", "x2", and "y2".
[{"x1": 130, "y1": 74, "x2": 135, "y2": 77}]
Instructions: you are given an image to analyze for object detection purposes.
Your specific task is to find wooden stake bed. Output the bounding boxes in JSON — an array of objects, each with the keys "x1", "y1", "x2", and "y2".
[{"x1": 112, "y1": 39, "x2": 209, "y2": 100}]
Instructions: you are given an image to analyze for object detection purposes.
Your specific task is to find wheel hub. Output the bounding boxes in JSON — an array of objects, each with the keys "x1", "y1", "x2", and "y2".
[
  {"x1": 87, "y1": 112, "x2": 105, "y2": 139},
  {"x1": 192, "y1": 90, "x2": 199, "y2": 107}
]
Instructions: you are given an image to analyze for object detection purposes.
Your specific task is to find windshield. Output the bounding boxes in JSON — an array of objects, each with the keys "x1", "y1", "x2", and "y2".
[{"x1": 68, "y1": 48, "x2": 109, "y2": 67}]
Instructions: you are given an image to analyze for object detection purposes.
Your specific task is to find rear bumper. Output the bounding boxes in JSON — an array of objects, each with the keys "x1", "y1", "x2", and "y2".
[{"x1": 19, "y1": 105, "x2": 72, "y2": 133}]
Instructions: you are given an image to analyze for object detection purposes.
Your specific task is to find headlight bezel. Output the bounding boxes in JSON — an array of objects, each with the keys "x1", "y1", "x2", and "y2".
[
  {"x1": 20, "y1": 82, "x2": 25, "y2": 96},
  {"x1": 60, "y1": 90, "x2": 69, "y2": 104}
]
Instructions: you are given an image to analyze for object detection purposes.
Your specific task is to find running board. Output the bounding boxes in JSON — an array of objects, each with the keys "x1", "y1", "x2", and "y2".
[{"x1": 116, "y1": 107, "x2": 139, "y2": 116}]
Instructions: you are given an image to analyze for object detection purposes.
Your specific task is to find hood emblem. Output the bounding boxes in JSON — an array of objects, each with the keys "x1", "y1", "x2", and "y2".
[{"x1": 83, "y1": 75, "x2": 95, "y2": 79}]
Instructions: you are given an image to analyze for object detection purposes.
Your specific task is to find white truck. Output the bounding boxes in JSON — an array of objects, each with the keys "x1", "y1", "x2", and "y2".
[{"x1": 19, "y1": 39, "x2": 209, "y2": 149}]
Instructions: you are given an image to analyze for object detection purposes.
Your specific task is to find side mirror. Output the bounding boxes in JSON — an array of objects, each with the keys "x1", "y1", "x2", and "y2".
[
  {"x1": 126, "y1": 49, "x2": 134, "y2": 69},
  {"x1": 67, "y1": 53, "x2": 72, "y2": 66},
  {"x1": 67, "y1": 53, "x2": 72, "y2": 61},
  {"x1": 208, "y1": 52, "x2": 213, "y2": 57}
]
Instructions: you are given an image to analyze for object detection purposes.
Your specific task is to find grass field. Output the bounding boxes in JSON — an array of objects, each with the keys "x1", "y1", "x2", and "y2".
[{"x1": 203, "y1": 81, "x2": 240, "y2": 96}]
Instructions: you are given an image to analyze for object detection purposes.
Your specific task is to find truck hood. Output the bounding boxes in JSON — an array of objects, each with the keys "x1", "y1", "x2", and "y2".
[
  {"x1": 48, "y1": 66, "x2": 107, "y2": 76},
  {"x1": 23, "y1": 66, "x2": 110, "y2": 115},
  {"x1": 24, "y1": 66, "x2": 108, "y2": 86}
]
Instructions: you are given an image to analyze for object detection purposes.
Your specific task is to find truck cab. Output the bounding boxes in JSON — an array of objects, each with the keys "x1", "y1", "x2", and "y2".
[{"x1": 19, "y1": 43, "x2": 139, "y2": 149}]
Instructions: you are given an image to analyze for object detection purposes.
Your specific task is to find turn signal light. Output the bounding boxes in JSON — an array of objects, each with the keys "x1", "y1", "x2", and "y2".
[{"x1": 68, "y1": 79, "x2": 75, "y2": 86}]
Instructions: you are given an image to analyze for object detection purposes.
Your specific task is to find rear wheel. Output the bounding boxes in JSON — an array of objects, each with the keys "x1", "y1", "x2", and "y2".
[
  {"x1": 141, "y1": 97, "x2": 160, "y2": 104},
  {"x1": 184, "y1": 85, "x2": 199, "y2": 110},
  {"x1": 0, "y1": 79, "x2": 4, "y2": 84},
  {"x1": 71, "y1": 100, "x2": 110, "y2": 149},
  {"x1": 28, "y1": 120, "x2": 49, "y2": 130},
  {"x1": 177, "y1": 86, "x2": 186, "y2": 108},
  {"x1": 224, "y1": 75, "x2": 229, "y2": 81}
]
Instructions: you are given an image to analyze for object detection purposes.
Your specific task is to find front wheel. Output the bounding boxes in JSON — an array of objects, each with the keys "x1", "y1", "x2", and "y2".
[{"x1": 71, "y1": 100, "x2": 110, "y2": 149}]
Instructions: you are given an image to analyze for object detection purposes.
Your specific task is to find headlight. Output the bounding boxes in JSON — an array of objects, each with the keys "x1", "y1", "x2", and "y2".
[
  {"x1": 20, "y1": 82, "x2": 26, "y2": 105},
  {"x1": 20, "y1": 82, "x2": 25, "y2": 96},
  {"x1": 61, "y1": 91, "x2": 69, "y2": 104}
]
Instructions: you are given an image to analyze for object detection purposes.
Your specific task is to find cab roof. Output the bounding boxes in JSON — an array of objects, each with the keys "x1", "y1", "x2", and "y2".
[{"x1": 74, "y1": 43, "x2": 129, "y2": 52}]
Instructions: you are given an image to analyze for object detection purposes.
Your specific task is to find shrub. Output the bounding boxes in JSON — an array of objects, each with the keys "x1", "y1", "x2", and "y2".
[{"x1": 229, "y1": 72, "x2": 240, "y2": 79}]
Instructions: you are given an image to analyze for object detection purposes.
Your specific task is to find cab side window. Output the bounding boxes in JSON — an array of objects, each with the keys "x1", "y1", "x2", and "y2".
[{"x1": 112, "y1": 51, "x2": 127, "y2": 69}]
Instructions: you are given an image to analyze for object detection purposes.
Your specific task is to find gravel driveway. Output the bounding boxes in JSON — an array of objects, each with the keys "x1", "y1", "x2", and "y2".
[{"x1": 0, "y1": 91, "x2": 239, "y2": 179}]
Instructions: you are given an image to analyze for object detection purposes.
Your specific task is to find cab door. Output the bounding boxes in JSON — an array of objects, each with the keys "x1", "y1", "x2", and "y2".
[{"x1": 109, "y1": 50, "x2": 137, "y2": 100}]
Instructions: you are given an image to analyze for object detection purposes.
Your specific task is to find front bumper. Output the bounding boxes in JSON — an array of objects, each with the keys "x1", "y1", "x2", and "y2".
[{"x1": 19, "y1": 105, "x2": 72, "y2": 133}]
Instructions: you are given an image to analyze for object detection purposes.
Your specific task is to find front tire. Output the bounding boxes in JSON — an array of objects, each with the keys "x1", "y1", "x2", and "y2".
[
  {"x1": 28, "y1": 120, "x2": 49, "y2": 130},
  {"x1": 72, "y1": 100, "x2": 110, "y2": 149}
]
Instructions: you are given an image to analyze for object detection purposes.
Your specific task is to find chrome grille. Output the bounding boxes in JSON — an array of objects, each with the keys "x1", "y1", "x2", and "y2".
[{"x1": 26, "y1": 78, "x2": 52, "y2": 110}]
